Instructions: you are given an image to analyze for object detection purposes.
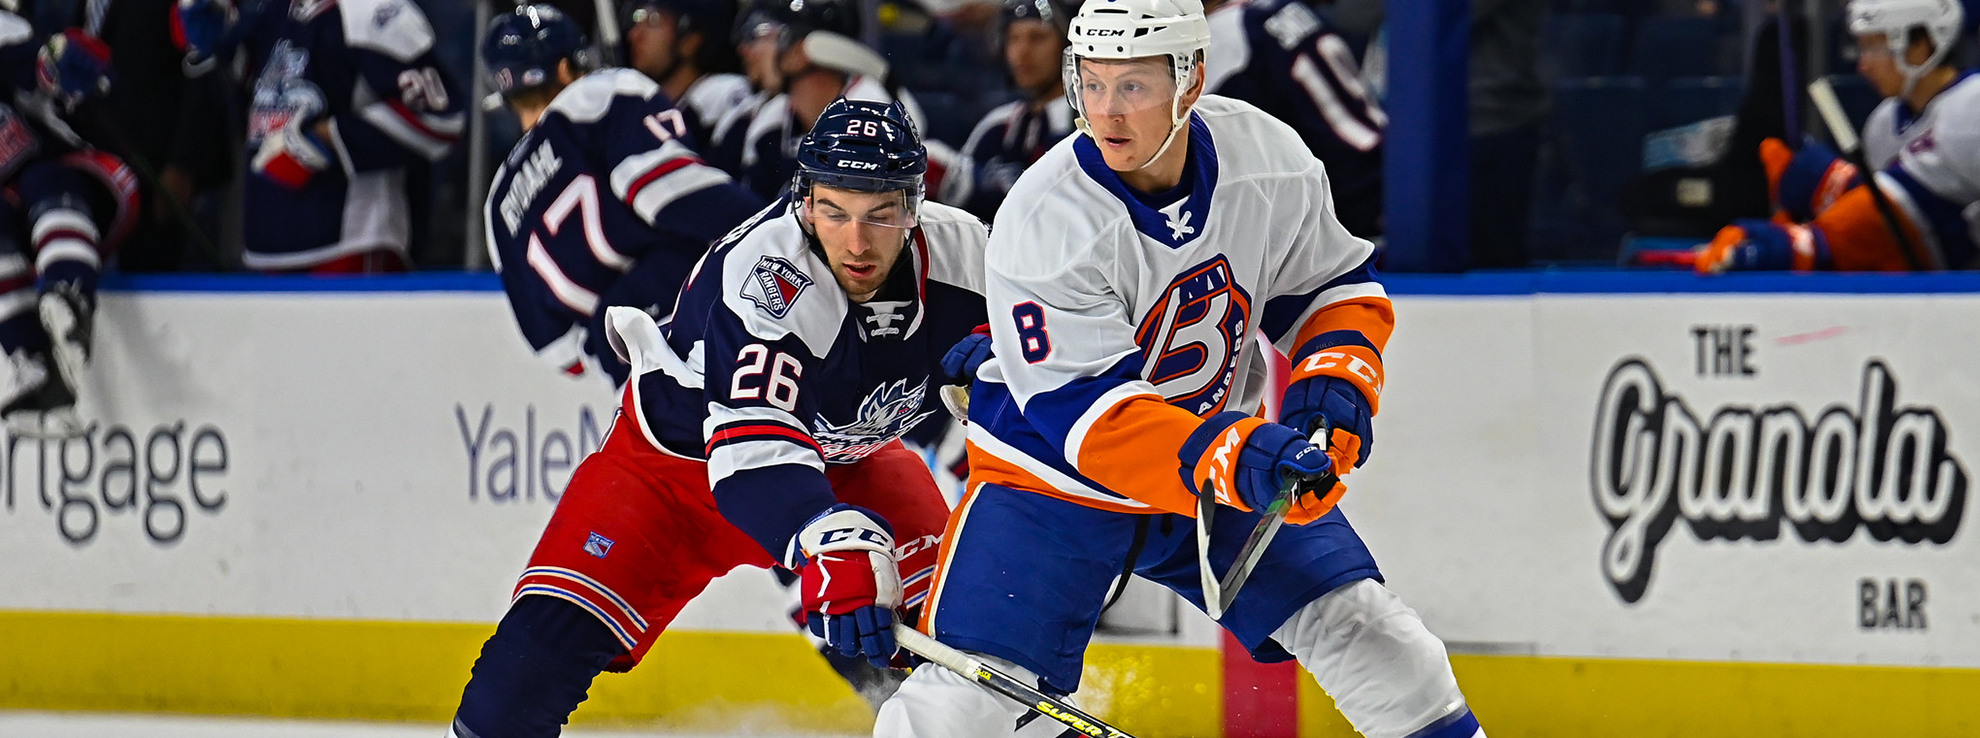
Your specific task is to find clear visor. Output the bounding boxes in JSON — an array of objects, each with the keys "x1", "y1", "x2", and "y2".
[
  {"x1": 801, "y1": 182, "x2": 920, "y2": 230},
  {"x1": 630, "y1": 7, "x2": 669, "y2": 26},
  {"x1": 1063, "y1": 51, "x2": 1182, "y2": 121}
]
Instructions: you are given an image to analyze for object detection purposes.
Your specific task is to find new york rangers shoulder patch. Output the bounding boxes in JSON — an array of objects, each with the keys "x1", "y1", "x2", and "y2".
[{"x1": 744, "y1": 255, "x2": 814, "y2": 319}]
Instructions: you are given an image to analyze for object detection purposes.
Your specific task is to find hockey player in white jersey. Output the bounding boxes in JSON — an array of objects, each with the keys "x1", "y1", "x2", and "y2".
[
  {"x1": 1697, "y1": 0, "x2": 1979, "y2": 271},
  {"x1": 873, "y1": 0, "x2": 1484, "y2": 736}
]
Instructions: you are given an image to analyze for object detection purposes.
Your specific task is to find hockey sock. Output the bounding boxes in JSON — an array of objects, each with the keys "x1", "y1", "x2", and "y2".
[
  {"x1": 30, "y1": 205, "x2": 101, "y2": 297},
  {"x1": 1406, "y1": 707, "x2": 1483, "y2": 738},
  {"x1": 452, "y1": 595, "x2": 625, "y2": 738}
]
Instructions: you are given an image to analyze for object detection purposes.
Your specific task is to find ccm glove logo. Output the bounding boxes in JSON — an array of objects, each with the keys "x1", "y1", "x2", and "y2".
[
  {"x1": 1298, "y1": 350, "x2": 1383, "y2": 397},
  {"x1": 819, "y1": 526, "x2": 891, "y2": 547}
]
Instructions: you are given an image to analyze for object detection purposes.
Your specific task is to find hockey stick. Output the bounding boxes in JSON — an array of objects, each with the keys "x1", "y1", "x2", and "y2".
[
  {"x1": 591, "y1": 0, "x2": 623, "y2": 67},
  {"x1": 1197, "y1": 418, "x2": 1338, "y2": 621},
  {"x1": 1776, "y1": 0, "x2": 1800, "y2": 141},
  {"x1": 893, "y1": 624, "x2": 1138, "y2": 738},
  {"x1": 1806, "y1": 76, "x2": 1927, "y2": 270},
  {"x1": 77, "y1": 105, "x2": 225, "y2": 267}
]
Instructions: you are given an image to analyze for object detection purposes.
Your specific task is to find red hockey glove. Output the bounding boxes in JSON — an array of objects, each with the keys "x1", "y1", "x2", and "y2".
[{"x1": 792, "y1": 504, "x2": 902, "y2": 669}]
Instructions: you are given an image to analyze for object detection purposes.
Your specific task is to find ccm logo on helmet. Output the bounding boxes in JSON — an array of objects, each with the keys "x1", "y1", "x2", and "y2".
[
  {"x1": 1086, "y1": 28, "x2": 1126, "y2": 36},
  {"x1": 836, "y1": 159, "x2": 881, "y2": 170}
]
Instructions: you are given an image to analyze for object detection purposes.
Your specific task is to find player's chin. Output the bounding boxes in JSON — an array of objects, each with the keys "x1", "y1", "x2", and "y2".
[{"x1": 1097, "y1": 147, "x2": 1144, "y2": 172}]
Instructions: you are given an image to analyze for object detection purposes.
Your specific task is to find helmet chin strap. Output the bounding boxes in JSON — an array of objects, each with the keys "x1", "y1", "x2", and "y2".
[
  {"x1": 1071, "y1": 61, "x2": 1193, "y2": 173},
  {"x1": 1132, "y1": 96, "x2": 1189, "y2": 172}
]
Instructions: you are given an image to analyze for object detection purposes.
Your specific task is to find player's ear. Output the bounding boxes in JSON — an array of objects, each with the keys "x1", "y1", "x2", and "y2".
[
  {"x1": 680, "y1": 31, "x2": 705, "y2": 64},
  {"x1": 556, "y1": 58, "x2": 581, "y2": 86},
  {"x1": 1181, "y1": 53, "x2": 1206, "y2": 108}
]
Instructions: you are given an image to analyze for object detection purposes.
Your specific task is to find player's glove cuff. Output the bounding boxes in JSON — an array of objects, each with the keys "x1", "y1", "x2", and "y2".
[
  {"x1": 785, "y1": 503, "x2": 896, "y2": 569},
  {"x1": 1287, "y1": 331, "x2": 1383, "y2": 417}
]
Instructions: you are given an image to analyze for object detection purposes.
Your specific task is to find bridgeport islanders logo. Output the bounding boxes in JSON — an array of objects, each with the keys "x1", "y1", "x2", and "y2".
[{"x1": 1590, "y1": 357, "x2": 1968, "y2": 603}]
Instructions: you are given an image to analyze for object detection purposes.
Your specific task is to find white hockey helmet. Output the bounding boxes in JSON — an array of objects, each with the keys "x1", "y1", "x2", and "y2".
[
  {"x1": 1847, "y1": 0, "x2": 1964, "y2": 95},
  {"x1": 1062, "y1": 0, "x2": 1212, "y2": 166}
]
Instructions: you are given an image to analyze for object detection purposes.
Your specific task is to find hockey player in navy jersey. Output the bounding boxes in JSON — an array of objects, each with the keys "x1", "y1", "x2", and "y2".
[
  {"x1": 449, "y1": 97, "x2": 989, "y2": 738},
  {"x1": 173, "y1": 0, "x2": 465, "y2": 272},
  {"x1": 0, "y1": 20, "x2": 140, "y2": 437},
  {"x1": 1204, "y1": 0, "x2": 1385, "y2": 237},
  {"x1": 1697, "y1": 0, "x2": 1980, "y2": 272},
  {"x1": 941, "y1": 0, "x2": 1077, "y2": 221},
  {"x1": 621, "y1": 0, "x2": 753, "y2": 151},
  {"x1": 481, "y1": 5, "x2": 762, "y2": 386},
  {"x1": 873, "y1": 0, "x2": 1480, "y2": 736},
  {"x1": 716, "y1": 0, "x2": 960, "y2": 203}
]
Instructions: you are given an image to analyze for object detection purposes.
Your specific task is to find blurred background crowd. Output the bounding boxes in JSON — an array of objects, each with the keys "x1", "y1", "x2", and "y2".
[{"x1": 1, "y1": 0, "x2": 1974, "y2": 274}]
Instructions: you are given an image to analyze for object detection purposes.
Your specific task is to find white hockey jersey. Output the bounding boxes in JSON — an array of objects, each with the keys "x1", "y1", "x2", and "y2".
[
  {"x1": 1857, "y1": 72, "x2": 1980, "y2": 268},
  {"x1": 968, "y1": 94, "x2": 1390, "y2": 516}
]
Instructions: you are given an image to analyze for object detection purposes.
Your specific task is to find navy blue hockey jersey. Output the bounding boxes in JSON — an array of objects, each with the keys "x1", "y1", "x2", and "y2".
[
  {"x1": 717, "y1": 79, "x2": 960, "y2": 204},
  {"x1": 674, "y1": 72, "x2": 754, "y2": 159},
  {"x1": 485, "y1": 68, "x2": 764, "y2": 386},
  {"x1": 942, "y1": 96, "x2": 1074, "y2": 221},
  {"x1": 612, "y1": 198, "x2": 988, "y2": 563},
  {"x1": 239, "y1": 0, "x2": 465, "y2": 270},
  {"x1": 1205, "y1": 0, "x2": 1384, "y2": 237}
]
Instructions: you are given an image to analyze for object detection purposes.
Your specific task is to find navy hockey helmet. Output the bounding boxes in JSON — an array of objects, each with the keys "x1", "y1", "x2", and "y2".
[
  {"x1": 793, "y1": 98, "x2": 927, "y2": 217},
  {"x1": 734, "y1": 0, "x2": 862, "y2": 50},
  {"x1": 1002, "y1": 0, "x2": 1076, "y2": 37},
  {"x1": 624, "y1": 0, "x2": 726, "y2": 35},
  {"x1": 481, "y1": 4, "x2": 589, "y2": 97}
]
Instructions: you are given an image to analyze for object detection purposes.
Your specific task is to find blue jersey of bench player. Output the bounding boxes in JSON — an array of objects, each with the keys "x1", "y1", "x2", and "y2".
[
  {"x1": 1205, "y1": 0, "x2": 1384, "y2": 237},
  {"x1": 623, "y1": 195, "x2": 987, "y2": 566},
  {"x1": 486, "y1": 69, "x2": 764, "y2": 385},
  {"x1": 238, "y1": 0, "x2": 466, "y2": 269},
  {"x1": 945, "y1": 98, "x2": 1075, "y2": 221}
]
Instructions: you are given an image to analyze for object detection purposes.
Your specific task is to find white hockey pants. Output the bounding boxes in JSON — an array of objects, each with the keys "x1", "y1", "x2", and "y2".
[{"x1": 873, "y1": 580, "x2": 1471, "y2": 738}]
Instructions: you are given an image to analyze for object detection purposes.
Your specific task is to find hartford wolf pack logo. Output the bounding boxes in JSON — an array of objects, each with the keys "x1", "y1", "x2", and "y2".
[
  {"x1": 812, "y1": 379, "x2": 937, "y2": 461},
  {"x1": 744, "y1": 255, "x2": 813, "y2": 319}
]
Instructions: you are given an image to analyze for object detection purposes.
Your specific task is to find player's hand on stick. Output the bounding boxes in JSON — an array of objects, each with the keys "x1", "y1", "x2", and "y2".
[
  {"x1": 792, "y1": 504, "x2": 903, "y2": 669},
  {"x1": 1762, "y1": 138, "x2": 1858, "y2": 222},
  {"x1": 940, "y1": 325, "x2": 993, "y2": 384},
  {"x1": 1280, "y1": 376, "x2": 1374, "y2": 472},
  {"x1": 36, "y1": 29, "x2": 111, "y2": 114},
  {"x1": 1694, "y1": 219, "x2": 1828, "y2": 274},
  {"x1": 1181, "y1": 413, "x2": 1344, "y2": 525}
]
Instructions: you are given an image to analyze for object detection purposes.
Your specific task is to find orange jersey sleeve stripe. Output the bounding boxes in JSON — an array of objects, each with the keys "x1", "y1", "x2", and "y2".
[
  {"x1": 1292, "y1": 296, "x2": 1396, "y2": 354},
  {"x1": 1069, "y1": 395, "x2": 1210, "y2": 517}
]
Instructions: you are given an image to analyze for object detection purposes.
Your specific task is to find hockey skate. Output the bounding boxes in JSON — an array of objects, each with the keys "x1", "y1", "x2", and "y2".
[
  {"x1": 3, "y1": 283, "x2": 92, "y2": 438},
  {"x1": 0, "y1": 347, "x2": 82, "y2": 438}
]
